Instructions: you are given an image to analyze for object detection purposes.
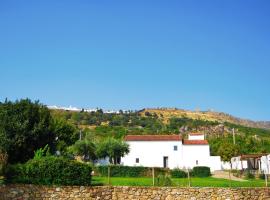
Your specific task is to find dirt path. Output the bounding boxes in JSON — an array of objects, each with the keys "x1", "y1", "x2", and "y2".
[{"x1": 212, "y1": 171, "x2": 247, "y2": 182}]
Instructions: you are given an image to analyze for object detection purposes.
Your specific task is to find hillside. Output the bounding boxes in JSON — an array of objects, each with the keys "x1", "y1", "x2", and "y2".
[
  {"x1": 140, "y1": 108, "x2": 270, "y2": 130},
  {"x1": 49, "y1": 107, "x2": 270, "y2": 155}
]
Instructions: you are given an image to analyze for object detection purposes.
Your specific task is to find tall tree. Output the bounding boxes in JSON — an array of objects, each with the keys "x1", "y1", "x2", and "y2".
[
  {"x1": 68, "y1": 140, "x2": 97, "y2": 161},
  {"x1": 0, "y1": 99, "x2": 55, "y2": 163},
  {"x1": 96, "y1": 138, "x2": 129, "y2": 164}
]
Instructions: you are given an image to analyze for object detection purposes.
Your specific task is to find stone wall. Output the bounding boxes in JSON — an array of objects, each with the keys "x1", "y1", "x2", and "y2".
[{"x1": 0, "y1": 184, "x2": 269, "y2": 200}]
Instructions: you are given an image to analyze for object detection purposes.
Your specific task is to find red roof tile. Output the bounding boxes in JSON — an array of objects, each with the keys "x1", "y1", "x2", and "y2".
[
  {"x1": 183, "y1": 140, "x2": 208, "y2": 145},
  {"x1": 125, "y1": 135, "x2": 182, "y2": 141}
]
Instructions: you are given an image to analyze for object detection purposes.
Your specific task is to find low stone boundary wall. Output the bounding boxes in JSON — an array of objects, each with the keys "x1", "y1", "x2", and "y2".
[{"x1": 0, "y1": 184, "x2": 269, "y2": 200}]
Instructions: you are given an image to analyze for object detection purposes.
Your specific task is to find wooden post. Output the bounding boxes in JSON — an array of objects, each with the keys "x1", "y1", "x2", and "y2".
[
  {"x1": 265, "y1": 173, "x2": 268, "y2": 187},
  {"x1": 187, "y1": 168, "x2": 191, "y2": 187},
  {"x1": 229, "y1": 162, "x2": 232, "y2": 187},
  {"x1": 152, "y1": 167, "x2": 155, "y2": 186},
  {"x1": 108, "y1": 165, "x2": 111, "y2": 185}
]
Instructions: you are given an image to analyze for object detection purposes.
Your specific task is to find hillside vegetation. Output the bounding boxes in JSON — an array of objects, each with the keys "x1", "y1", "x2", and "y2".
[
  {"x1": 50, "y1": 108, "x2": 270, "y2": 156},
  {"x1": 140, "y1": 108, "x2": 270, "y2": 129}
]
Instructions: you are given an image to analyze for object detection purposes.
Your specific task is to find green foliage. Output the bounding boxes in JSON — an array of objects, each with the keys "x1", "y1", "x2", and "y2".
[
  {"x1": 96, "y1": 165, "x2": 173, "y2": 178},
  {"x1": 171, "y1": 168, "x2": 187, "y2": 178},
  {"x1": 5, "y1": 156, "x2": 92, "y2": 185},
  {"x1": 259, "y1": 174, "x2": 264, "y2": 180},
  {"x1": 96, "y1": 165, "x2": 149, "y2": 177},
  {"x1": 0, "y1": 150, "x2": 8, "y2": 176},
  {"x1": 0, "y1": 99, "x2": 55, "y2": 163},
  {"x1": 68, "y1": 140, "x2": 96, "y2": 161},
  {"x1": 244, "y1": 171, "x2": 255, "y2": 179},
  {"x1": 96, "y1": 138, "x2": 129, "y2": 164},
  {"x1": 217, "y1": 142, "x2": 240, "y2": 162},
  {"x1": 33, "y1": 144, "x2": 51, "y2": 159},
  {"x1": 192, "y1": 166, "x2": 211, "y2": 177},
  {"x1": 156, "y1": 174, "x2": 173, "y2": 186},
  {"x1": 51, "y1": 118, "x2": 78, "y2": 153}
]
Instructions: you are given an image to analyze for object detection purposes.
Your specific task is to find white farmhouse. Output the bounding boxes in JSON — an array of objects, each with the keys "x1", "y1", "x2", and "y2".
[
  {"x1": 261, "y1": 154, "x2": 270, "y2": 174},
  {"x1": 121, "y1": 133, "x2": 221, "y2": 171}
]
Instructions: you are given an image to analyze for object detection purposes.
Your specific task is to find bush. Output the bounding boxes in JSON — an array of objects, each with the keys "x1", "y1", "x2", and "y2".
[
  {"x1": 259, "y1": 173, "x2": 266, "y2": 180},
  {"x1": 171, "y1": 168, "x2": 187, "y2": 178},
  {"x1": 0, "y1": 150, "x2": 8, "y2": 176},
  {"x1": 244, "y1": 171, "x2": 255, "y2": 179},
  {"x1": 232, "y1": 169, "x2": 241, "y2": 178},
  {"x1": 95, "y1": 165, "x2": 168, "y2": 177},
  {"x1": 192, "y1": 166, "x2": 211, "y2": 177},
  {"x1": 6, "y1": 156, "x2": 92, "y2": 185},
  {"x1": 96, "y1": 165, "x2": 147, "y2": 177},
  {"x1": 156, "y1": 174, "x2": 173, "y2": 186}
]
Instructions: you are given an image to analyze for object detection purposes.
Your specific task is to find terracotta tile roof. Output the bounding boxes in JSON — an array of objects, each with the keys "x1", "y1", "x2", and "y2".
[
  {"x1": 189, "y1": 132, "x2": 204, "y2": 136},
  {"x1": 240, "y1": 154, "x2": 268, "y2": 160},
  {"x1": 183, "y1": 140, "x2": 208, "y2": 145},
  {"x1": 124, "y1": 135, "x2": 182, "y2": 141}
]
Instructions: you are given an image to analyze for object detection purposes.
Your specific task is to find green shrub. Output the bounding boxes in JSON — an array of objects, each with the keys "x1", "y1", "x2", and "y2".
[
  {"x1": 0, "y1": 150, "x2": 8, "y2": 176},
  {"x1": 95, "y1": 165, "x2": 168, "y2": 177},
  {"x1": 96, "y1": 165, "x2": 147, "y2": 177},
  {"x1": 156, "y1": 174, "x2": 173, "y2": 186},
  {"x1": 192, "y1": 166, "x2": 211, "y2": 177},
  {"x1": 232, "y1": 170, "x2": 241, "y2": 178},
  {"x1": 259, "y1": 174, "x2": 266, "y2": 180},
  {"x1": 171, "y1": 168, "x2": 187, "y2": 178},
  {"x1": 244, "y1": 171, "x2": 255, "y2": 179},
  {"x1": 6, "y1": 156, "x2": 92, "y2": 185}
]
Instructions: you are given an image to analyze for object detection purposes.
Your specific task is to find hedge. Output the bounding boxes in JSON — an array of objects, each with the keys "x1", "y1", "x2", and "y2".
[
  {"x1": 95, "y1": 165, "x2": 169, "y2": 177},
  {"x1": 171, "y1": 168, "x2": 187, "y2": 178},
  {"x1": 6, "y1": 156, "x2": 92, "y2": 185},
  {"x1": 192, "y1": 166, "x2": 211, "y2": 177}
]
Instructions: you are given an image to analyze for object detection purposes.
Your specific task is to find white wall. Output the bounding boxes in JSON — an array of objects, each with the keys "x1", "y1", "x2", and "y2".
[
  {"x1": 221, "y1": 161, "x2": 231, "y2": 170},
  {"x1": 121, "y1": 141, "x2": 183, "y2": 169},
  {"x1": 261, "y1": 155, "x2": 270, "y2": 174},
  {"x1": 122, "y1": 140, "x2": 222, "y2": 171},
  {"x1": 182, "y1": 144, "x2": 214, "y2": 170},
  {"x1": 209, "y1": 156, "x2": 222, "y2": 171},
  {"x1": 231, "y1": 156, "x2": 247, "y2": 170},
  {"x1": 188, "y1": 135, "x2": 204, "y2": 140}
]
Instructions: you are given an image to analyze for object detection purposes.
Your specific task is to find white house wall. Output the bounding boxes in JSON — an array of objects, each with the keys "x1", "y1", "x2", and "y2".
[
  {"x1": 188, "y1": 135, "x2": 204, "y2": 140},
  {"x1": 182, "y1": 145, "x2": 211, "y2": 169},
  {"x1": 121, "y1": 138, "x2": 222, "y2": 171},
  {"x1": 209, "y1": 156, "x2": 222, "y2": 171},
  {"x1": 121, "y1": 141, "x2": 183, "y2": 169},
  {"x1": 231, "y1": 156, "x2": 248, "y2": 170},
  {"x1": 261, "y1": 155, "x2": 270, "y2": 174}
]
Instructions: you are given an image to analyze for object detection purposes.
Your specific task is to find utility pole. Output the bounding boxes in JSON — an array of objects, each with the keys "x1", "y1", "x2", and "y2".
[
  {"x1": 232, "y1": 128, "x2": 235, "y2": 145},
  {"x1": 79, "y1": 129, "x2": 82, "y2": 140}
]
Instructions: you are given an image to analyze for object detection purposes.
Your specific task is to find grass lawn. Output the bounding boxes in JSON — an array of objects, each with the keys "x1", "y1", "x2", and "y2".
[{"x1": 92, "y1": 176, "x2": 268, "y2": 187}]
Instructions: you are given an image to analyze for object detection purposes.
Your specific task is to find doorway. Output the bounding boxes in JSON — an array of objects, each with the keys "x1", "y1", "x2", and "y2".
[{"x1": 163, "y1": 156, "x2": 168, "y2": 168}]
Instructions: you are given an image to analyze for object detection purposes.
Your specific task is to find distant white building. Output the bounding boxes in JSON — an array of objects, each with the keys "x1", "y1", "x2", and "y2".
[
  {"x1": 121, "y1": 133, "x2": 222, "y2": 171},
  {"x1": 231, "y1": 154, "x2": 269, "y2": 173}
]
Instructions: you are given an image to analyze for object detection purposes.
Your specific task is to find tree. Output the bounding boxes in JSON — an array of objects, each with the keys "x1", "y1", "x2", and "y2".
[
  {"x1": 218, "y1": 142, "x2": 240, "y2": 163},
  {"x1": 51, "y1": 118, "x2": 78, "y2": 153},
  {"x1": 68, "y1": 140, "x2": 97, "y2": 161},
  {"x1": 218, "y1": 142, "x2": 240, "y2": 185},
  {"x1": 0, "y1": 99, "x2": 55, "y2": 163},
  {"x1": 96, "y1": 138, "x2": 129, "y2": 164}
]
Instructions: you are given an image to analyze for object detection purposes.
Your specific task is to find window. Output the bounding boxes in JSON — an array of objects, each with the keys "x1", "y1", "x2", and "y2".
[
  {"x1": 136, "y1": 158, "x2": 139, "y2": 163},
  {"x1": 196, "y1": 160, "x2": 198, "y2": 165},
  {"x1": 173, "y1": 145, "x2": 178, "y2": 151}
]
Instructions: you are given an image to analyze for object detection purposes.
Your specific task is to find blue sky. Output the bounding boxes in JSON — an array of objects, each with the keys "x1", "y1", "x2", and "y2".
[{"x1": 0, "y1": 0, "x2": 269, "y2": 121}]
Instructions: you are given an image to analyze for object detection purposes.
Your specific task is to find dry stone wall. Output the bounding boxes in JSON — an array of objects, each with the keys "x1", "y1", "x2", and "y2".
[{"x1": 0, "y1": 184, "x2": 270, "y2": 200}]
